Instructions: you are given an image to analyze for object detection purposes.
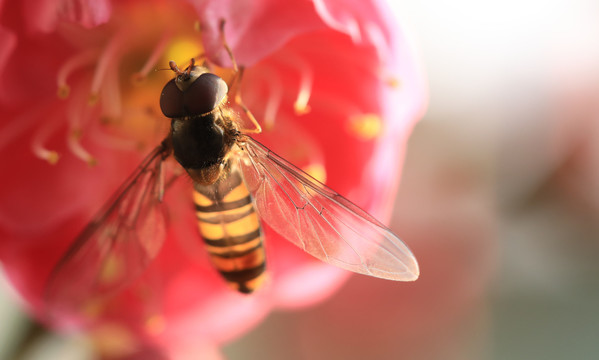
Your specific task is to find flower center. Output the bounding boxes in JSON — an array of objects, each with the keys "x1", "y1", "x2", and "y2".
[
  {"x1": 36, "y1": 1, "x2": 206, "y2": 165},
  {"x1": 30, "y1": 1, "x2": 333, "y2": 187}
]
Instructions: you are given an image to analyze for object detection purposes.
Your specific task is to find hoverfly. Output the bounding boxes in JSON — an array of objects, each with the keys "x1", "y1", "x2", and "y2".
[{"x1": 44, "y1": 22, "x2": 419, "y2": 316}]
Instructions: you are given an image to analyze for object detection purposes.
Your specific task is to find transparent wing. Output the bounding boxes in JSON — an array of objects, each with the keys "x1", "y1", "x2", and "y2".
[
  {"x1": 236, "y1": 136, "x2": 419, "y2": 281},
  {"x1": 44, "y1": 141, "x2": 172, "y2": 317}
]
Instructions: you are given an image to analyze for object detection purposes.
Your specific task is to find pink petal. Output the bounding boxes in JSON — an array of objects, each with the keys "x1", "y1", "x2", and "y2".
[
  {"x1": 189, "y1": 0, "x2": 327, "y2": 66},
  {"x1": 313, "y1": 0, "x2": 390, "y2": 44},
  {"x1": 21, "y1": 0, "x2": 111, "y2": 33},
  {"x1": 56, "y1": 0, "x2": 112, "y2": 28},
  {"x1": 21, "y1": 0, "x2": 60, "y2": 33},
  {"x1": 360, "y1": 21, "x2": 428, "y2": 221},
  {"x1": 0, "y1": 27, "x2": 16, "y2": 78},
  {"x1": 270, "y1": 250, "x2": 351, "y2": 310}
]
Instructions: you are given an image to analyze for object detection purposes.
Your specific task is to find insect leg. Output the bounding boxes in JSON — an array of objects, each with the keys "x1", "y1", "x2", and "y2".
[
  {"x1": 219, "y1": 20, "x2": 262, "y2": 134},
  {"x1": 234, "y1": 68, "x2": 262, "y2": 134}
]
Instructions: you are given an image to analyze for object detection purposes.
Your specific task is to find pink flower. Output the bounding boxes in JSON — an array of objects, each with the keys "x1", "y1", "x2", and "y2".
[{"x1": 0, "y1": 0, "x2": 425, "y2": 357}]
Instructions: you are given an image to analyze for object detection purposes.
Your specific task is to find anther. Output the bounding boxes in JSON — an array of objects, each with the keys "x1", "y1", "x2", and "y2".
[
  {"x1": 348, "y1": 113, "x2": 383, "y2": 140},
  {"x1": 193, "y1": 20, "x2": 202, "y2": 33},
  {"x1": 31, "y1": 116, "x2": 63, "y2": 165},
  {"x1": 291, "y1": 56, "x2": 313, "y2": 115},
  {"x1": 145, "y1": 315, "x2": 166, "y2": 335},
  {"x1": 302, "y1": 163, "x2": 327, "y2": 184},
  {"x1": 67, "y1": 85, "x2": 97, "y2": 166},
  {"x1": 88, "y1": 93, "x2": 100, "y2": 106},
  {"x1": 293, "y1": 73, "x2": 312, "y2": 116},
  {"x1": 35, "y1": 148, "x2": 60, "y2": 165},
  {"x1": 363, "y1": 21, "x2": 402, "y2": 88},
  {"x1": 68, "y1": 129, "x2": 97, "y2": 166},
  {"x1": 385, "y1": 76, "x2": 401, "y2": 89}
]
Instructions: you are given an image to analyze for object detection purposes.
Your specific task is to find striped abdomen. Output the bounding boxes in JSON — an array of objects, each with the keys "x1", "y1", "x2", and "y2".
[{"x1": 193, "y1": 167, "x2": 266, "y2": 293}]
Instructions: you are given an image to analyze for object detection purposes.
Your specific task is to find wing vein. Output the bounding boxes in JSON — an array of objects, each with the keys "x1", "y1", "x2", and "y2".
[
  {"x1": 236, "y1": 136, "x2": 419, "y2": 281},
  {"x1": 275, "y1": 165, "x2": 331, "y2": 259},
  {"x1": 44, "y1": 140, "x2": 172, "y2": 315}
]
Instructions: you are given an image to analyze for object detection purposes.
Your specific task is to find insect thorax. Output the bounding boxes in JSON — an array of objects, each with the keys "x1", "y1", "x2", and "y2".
[{"x1": 170, "y1": 111, "x2": 237, "y2": 185}]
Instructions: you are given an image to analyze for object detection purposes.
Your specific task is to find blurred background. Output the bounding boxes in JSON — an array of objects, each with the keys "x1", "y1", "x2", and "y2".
[{"x1": 3, "y1": 0, "x2": 599, "y2": 359}]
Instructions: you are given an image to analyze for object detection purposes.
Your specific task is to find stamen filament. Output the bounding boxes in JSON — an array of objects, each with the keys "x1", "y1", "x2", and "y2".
[
  {"x1": 68, "y1": 130, "x2": 97, "y2": 166},
  {"x1": 293, "y1": 73, "x2": 312, "y2": 116},
  {"x1": 313, "y1": 0, "x2": 362, "y2": 43},
  {"x1": 0, "y1": 103, "x2": 48, "y2": 152},
  {"x1": 272, "y1": 52, "x2": 313, "y2": 115},
  {"x1": 363, "y1": 22, "x2": 401, "y2": 87},
  {"x1": 89, "y1": 124, "x2": 141, "y2": 151},
  {"x1": 262, "y1": 70, "x2": 283, "y2": 130},
  {"x1": 100, "y1": 61, "x2": 122, "y2": 122},
  {"x1": 364, "y1": 21, "x2": 390, "y2": 66},
  {"x1": 31, "y1": 112, "x2": 64, "y2": 165},
  {"x1": 68, "y1": 82, "x2": 97, "y2": 165},
  {"x1": 303, "y1": 89, "x2": 361, "y2": 118},
  {"x1": 132, "y1": 32, "x2": 173, "y2": 83},
  {"x1": 345, "y1": 18, "x2": 362, "y2": 43},
  {"x1": 90, "y1": 32, "x2": 127, "y2": 105},
  {"x1": 33, "y1": 148, "x2": 60, "y2": 165},
  {"x1": 57, "y1": 49, "x2": 100, "y2": 99}
]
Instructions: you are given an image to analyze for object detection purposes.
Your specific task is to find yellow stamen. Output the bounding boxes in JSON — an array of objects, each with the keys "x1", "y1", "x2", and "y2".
[
  {"x1": 293, "y1": 90, "x2": 311, "y2": 115},
  {"x1": 68, "y1": 130, "x2": 97, "y2": 166},
  {"x1": 34, "y1": 149, "x2": 60, "y2": 165},
  {"x1": 98, "y1": 253, "x2": 123, "y2": 284},
  {"x1": 363, "y1": 21, "x2": 405, "y2": 90},
  {"x1": 293, "y1": 65, "x2": 313, "y2": 115},
  {"x1": 145, "y1": 315, "x2": 166, "y2": 335},
  {"x1": 81, "y1": 298, "x2": 105, "y2": 320},
  {"x1": 303, "y1": 163, "x2": 327, "y2": 184},
  {"x1": 92, "y1": 324, "x2": 137, "y2": 358},
  {"x1": 385, "y1": 76, "x2": 401, "y2": 88},
  {"x1": 31, "y1": 110, "x2": 64, "y2": 164},
  {"x1": 88, "y1": 92, "x2": 100, "y2": 106},
  {"x1": 349, "y1": 114, "x2": 383, "y2": 140},
  {"x1": 57, "y1": 85, "x2": 70, "y2": 99}
]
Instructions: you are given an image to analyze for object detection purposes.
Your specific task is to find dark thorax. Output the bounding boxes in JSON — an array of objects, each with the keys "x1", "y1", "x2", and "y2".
[{"x1": 160, "y1": 60, "x2": 239, "y2": 185}]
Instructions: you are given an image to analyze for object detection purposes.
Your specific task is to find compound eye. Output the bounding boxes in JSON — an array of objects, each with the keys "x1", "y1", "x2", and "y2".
[
  {"x1": 160, "y1": 78, "x2": 185, "y2": 118},
  {"x1": 183, "y1": 73, "x2": 228, "y2": 115}
]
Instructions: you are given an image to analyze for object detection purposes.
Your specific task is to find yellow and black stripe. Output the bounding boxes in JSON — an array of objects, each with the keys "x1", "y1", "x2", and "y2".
[{"x1": 193, "y1": 167, "x2": 266, "y2": 293}]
